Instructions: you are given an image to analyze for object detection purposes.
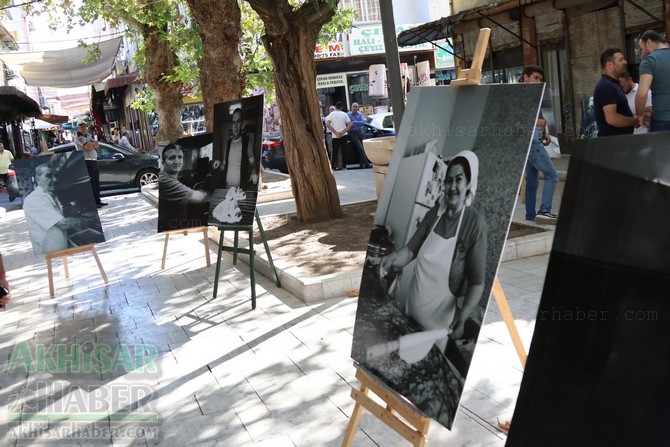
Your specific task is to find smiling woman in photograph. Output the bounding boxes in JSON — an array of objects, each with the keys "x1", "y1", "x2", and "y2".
[{"x1": 379, "y1": 150, "x2": 488, "y2": 353}]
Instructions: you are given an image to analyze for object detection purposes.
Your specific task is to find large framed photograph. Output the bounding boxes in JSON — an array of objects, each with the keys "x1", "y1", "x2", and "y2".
[
  {"x1": 157, "y1": 133, "x2": 213, "y2": 233},
  {"x1": 351, "y1": 84, "x2": 544, "y2": 429},
  {"x1": 14, "y1": 152, "x2": 105, "y2": 255},
  {"x1": 209, "y1": 95, "x2": 264, "y2": 227},
  {"x1": 507, "y1": 132, "x2": 670, "y2": 446}
]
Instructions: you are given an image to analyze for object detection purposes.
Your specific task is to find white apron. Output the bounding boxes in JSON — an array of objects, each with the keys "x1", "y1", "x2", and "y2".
[{"x1": 406, "y1": 208, "x2": 464, "y2": 353}]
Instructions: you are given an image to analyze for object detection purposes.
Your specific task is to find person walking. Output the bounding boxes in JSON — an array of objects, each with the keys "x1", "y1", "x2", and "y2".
[
  {"x1": 636, "y1": 30, "x2": 670, "y2": 132},
  {"x1": 347, "y1": 102, "x2": 372, "y2": 169},
  {"x1": 74, "y1": 121, "x2": 106, "y2": 208},
  {"x1": 521, "y1": 65, "x2": 560, "y2": 224},
  {"x1": 593, "y1": 48, "x2": 638, "y2": 137},
  {"x1": 0, "y1": 143, "x2": 14, "y2": 188},
  {"x1": 619, "y1": 71, "x2": 652, "y2": 134},
  {"x1": 325, "y1": 101, "x2": 351, "y2": 171}
]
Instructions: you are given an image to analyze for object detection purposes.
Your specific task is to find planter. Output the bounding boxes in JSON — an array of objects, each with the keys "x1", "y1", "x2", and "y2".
[{"x1": 363, "y1": 136, "x2": 396, "y2": 200}]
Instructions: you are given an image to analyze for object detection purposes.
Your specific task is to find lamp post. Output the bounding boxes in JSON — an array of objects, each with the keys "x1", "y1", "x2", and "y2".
[{"x1": 379, "y1": 0, "x2": 404, "y2": 130}]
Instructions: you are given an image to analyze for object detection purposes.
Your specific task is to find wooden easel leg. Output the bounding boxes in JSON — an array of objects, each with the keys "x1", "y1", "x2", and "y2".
[
  {"x1": 342, "y1": 365, "x2": 431, "y2": 447},
  {"x1": 90, "y1": 245, "x2": 109, "y2": 284},
  {"x1": 46, "y1": 255, "x2": 55, "y2": 297},
  {"x1": 493, "y1": 276, "x2": 527, "y2": 368},
  {"x1": 341, "y1": 387, "x2": 368, "y2": 447},
  {"x1": 161, "y1": 232, "x2": 170, "y2": 269},
  {"x1": 213, "y1": 228, "x2": 225, "y2": 299},
  {"x1": 248, "y1": 228, "x2": 256, "y2": 310},
  {"x1": 233, "y1": 232, "x2": 239, "y2": 265},
  {"x1": 255, "y1": 210, "x2": 281, "y2": 287},
  {"x1": 202, "y1": 227, "x2": 211, "y2": 267}
]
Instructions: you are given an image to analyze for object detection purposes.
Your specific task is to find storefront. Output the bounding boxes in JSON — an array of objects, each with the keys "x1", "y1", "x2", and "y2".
[
  {"x1": 398, "y1": 0, "x2": 668, "y2": 150},
  {"x1": 314, "y1": 23, "x2": 452, "y2": 115}
]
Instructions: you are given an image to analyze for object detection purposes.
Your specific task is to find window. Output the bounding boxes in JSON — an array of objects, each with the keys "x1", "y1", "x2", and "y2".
[{"x1": 340, "y1": 0, "x2": 381, "y2": 23}]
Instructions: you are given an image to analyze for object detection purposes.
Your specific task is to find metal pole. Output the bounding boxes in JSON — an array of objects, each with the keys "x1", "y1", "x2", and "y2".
[{"x1": 379, "y1": 0, "x2": 405, "y2": 130}]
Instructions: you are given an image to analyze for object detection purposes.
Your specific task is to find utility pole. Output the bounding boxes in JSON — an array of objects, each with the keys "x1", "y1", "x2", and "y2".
[{"x1": 379, "y1": 0, "x2": 404, "y2": 130}]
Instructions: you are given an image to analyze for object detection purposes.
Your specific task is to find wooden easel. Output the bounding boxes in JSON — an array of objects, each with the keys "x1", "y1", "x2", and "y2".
[
  {"x1": 341, "y1": 27, "x2": 529, "y2": 445},
  {"x1": 45, "y1": 244, "x2": 108, "y2": 296},
  {"x1": 212, "y1": 209, "x2": 281, "y2": 309},
  {"x1": 161, "y1": 226, "x2": 211, "y2": 269},
  {"x1": 450, "y1": 27, "x2": 491, "y2": 86},
  {"x1": 342, "y1": 364, "x2": 431, "y2": 447}
]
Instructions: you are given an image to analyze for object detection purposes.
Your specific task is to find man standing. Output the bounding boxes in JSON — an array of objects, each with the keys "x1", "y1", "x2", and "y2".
[
  {"x1": 0, "y1": 143, "x2": 14, "y2": 187},
  {"x1": 521, "y1": 65, "x2": 559, "y2": 224},
  {"x1": 347, "y1": 103, "x2": 372, "y2": 169},
  {"x1": 326, "y1": 101, "x2": 351, "y2": 171},
  {"x1": 74, "y1": 121, "x2": 106, "y2": 208},
  {"x1": 323, "y1": 105, "x2": 335, "y2": 160},
  {"x1": 619, "y1": 71, "x2": 652, "y2": 134},
  {"x1": 593, "y1": 48, "x2": 638, "y2": 137},
  {"x1": 636, "y1": 30, "x2": 670, "y2": 132},
  {"x1": 216, "y1": 108, "x2": 258, "y2": 190}
]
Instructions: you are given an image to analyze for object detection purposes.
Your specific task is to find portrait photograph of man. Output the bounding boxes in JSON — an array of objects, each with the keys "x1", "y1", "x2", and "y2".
[
  {"x1": 14, "y1": 152, "x2": 105, "y2": 256},
  {"x1": 157, "y1": 133, "x2": 213, "y2": 233}
]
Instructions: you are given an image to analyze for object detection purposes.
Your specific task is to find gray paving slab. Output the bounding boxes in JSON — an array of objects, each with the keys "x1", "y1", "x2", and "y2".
[{"x1": 0, "y1": 169, "x2": 555, "y2": 445}]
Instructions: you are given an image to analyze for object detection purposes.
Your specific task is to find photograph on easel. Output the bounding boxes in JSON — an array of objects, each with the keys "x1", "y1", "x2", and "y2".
[
  {"x1": 507, "y1": 132, "x2": 670, "y2": 446},
  {"x1": 157, "y1": 133, "x2": 213, "y2": 233},
  {"x1": 13, "y1": 152, "x2": 105, "y2": 256},
  {"x1": 351, "y1": 84, "x2": 544, "y2": 429},
  {"x1": 209, "y1": 95, "x2": 264, "y2": 227}
]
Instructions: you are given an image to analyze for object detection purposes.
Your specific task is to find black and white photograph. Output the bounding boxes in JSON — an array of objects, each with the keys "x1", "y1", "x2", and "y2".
[
  {"x1": 507, "y1": 132, "x2": 670, "y2": 446},
  {"x1": 157, "y1": 133, "x2": 213, "y2": 233},
  {"x1": 351, "y1": 84, "x2": 544, "y2": 429},
  {"x1": 209, "y1": 96, "x2": 264, "y2": 227},
  {"x1": 14, "y1": 152, "x2": 105, "y2": 256}
]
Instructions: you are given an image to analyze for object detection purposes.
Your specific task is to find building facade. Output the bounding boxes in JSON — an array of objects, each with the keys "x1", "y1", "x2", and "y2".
[{"x1": 440, "y1": 0, "x2": 667, "y2": 149}]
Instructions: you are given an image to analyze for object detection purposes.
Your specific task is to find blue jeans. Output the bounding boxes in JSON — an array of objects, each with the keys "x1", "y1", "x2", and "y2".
[
  {"x1": 650, "y1": 119, "x2": 670, "y2": 132},
  {"x1": 525, "y1": 130, "x2": 558, "y2": 220}
]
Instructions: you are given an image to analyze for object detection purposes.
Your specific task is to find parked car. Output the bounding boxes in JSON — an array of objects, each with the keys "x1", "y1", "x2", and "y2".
[
  {"x1": 46, "y1": 142, "x2": 159, "y2": 191},
  {"x1": 262, "y1": 120, "x2": 396, "y2": 174},
  {"x1": 366, "y1": 112, "x2": 395, "y2": 133}
]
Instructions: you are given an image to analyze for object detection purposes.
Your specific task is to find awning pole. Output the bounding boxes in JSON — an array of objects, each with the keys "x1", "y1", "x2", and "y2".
[{"x1": 379, "y1": 0, "x2": 404, "y2": 129}]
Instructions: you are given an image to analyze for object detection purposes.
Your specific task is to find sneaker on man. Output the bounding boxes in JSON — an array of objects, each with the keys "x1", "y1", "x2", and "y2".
[{"x1": 535, "y1": 212, "x2": 558, "y2": 225}]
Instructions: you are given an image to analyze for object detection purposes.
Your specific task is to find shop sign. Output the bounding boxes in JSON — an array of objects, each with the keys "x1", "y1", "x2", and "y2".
[
  {"x1": 349, "y1": 24, "x2": 433, "y2": 56},
  {"x1": 316, "y1": 73, "x2": 347, "y2": 89},
  {"x1": 314, "y1": 41, "x2": 347, "y2": 59}
]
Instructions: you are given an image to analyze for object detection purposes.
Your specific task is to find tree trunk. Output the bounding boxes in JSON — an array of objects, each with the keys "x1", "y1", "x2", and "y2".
[
  {"x1": 186, "y1": 0, "x2": 245, "y2": 131},
  {"x1": 250, "y1": 1, "x2": 342, "y2": 222},
  {"x1": 142, "y1": 27, "x2": 184, "y2": 143}
]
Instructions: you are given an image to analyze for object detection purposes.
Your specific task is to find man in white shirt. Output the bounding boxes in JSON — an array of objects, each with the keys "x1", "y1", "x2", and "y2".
[
  {"x1": 619, "y1": 71, "x2": 652, "y2": 134},
  {"x1": 23, "y1": 164, "x2": 92, "y2": 255},
  {"x1": 325, "y1": 101, "x2": 351, "y2": 171},
  {"x1": 119, "y1": 130, "x2": 137, "y2": 151}
]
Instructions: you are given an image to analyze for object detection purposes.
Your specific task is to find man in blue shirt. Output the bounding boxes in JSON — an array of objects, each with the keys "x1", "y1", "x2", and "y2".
[
  {"x1": 636, "y1": 30, "x2": 670, "y2": 132},
  {"x1": 347, "y1": 103, "x2": 371, "y2": 169},
  {"x1": 593, "y1": 48, "x2": 639, "y2": 137}
]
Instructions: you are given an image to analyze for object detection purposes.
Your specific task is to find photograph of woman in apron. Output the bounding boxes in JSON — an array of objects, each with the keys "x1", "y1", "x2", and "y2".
[{"x1": 379, "y1": 150, "x2": 488, "y2": 357}]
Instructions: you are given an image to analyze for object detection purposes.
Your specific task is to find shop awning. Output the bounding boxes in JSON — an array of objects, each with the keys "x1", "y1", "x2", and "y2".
[
  {"x1": 105, "y1": 71, "x2": 140, "y2": 89},
  {"x1": 0, "y1": 86, "x2": 41, "y2": 122},
  {"x1": 26, "y1": 118, "x2": 60, "y2": 130},
  {"x1": 397, "y1": 14, "x2": 462, "y2": 47},
  {"x1": 0, "y1": 36, "x2": 123, "y2": 88},
  {"x1": 39, "y1": 114, "x2": 70, "y2": 125}
]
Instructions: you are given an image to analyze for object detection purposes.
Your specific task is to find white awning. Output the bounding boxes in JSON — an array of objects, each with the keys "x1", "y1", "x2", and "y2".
[{"x1": 0, "y1": 37, "x2": 123, "y2": 88}]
